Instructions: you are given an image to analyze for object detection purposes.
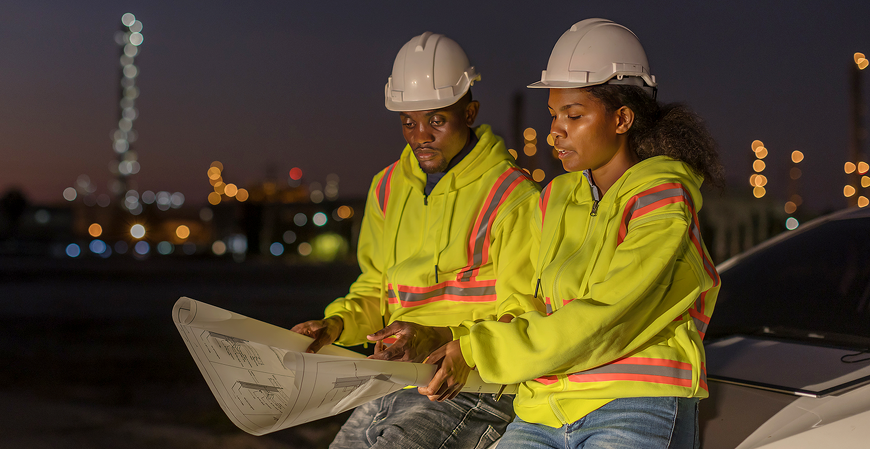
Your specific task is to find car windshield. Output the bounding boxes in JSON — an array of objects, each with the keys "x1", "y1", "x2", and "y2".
[{"x1": 710, "y1": 215, "x2": 870, "y2": 343}]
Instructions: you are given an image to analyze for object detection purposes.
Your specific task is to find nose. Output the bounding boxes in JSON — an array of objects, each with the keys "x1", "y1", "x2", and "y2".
[
  {"x1": 411, "y1": 122, "x2": 435, "y2": 146},
  {"x1": 550, "y1": 120, "x2": 566, "y2": 145}
]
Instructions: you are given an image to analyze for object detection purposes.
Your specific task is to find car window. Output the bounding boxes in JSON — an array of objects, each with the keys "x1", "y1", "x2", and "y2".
[{"x1": 710, "y1": 217, "x2": 870, "y2": 340}]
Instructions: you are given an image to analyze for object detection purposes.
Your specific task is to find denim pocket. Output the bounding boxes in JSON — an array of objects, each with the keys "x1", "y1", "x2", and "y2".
[{"x1": 474, "y1": 425, "x2": 502, "y2": 449}]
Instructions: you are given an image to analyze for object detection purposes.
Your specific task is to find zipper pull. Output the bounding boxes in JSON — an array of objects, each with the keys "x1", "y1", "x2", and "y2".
[
  {"x1": 534, "y1": 279, "x2": 541, "y2": 298},
  {"x1": 590, "y1": 200, "x2": 599, "y2": 216},
  {"x1": 435, "y1": 265, "x2": 439, "y2": 283},
  {"x1": 424, "y1": 195, "x2": 428, "y2": 205}
]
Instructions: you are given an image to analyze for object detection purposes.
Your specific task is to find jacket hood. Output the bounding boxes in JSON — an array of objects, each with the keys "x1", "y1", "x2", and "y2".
[{"x1": 398, "y1": 124, "x2": 512, "y2": 192}]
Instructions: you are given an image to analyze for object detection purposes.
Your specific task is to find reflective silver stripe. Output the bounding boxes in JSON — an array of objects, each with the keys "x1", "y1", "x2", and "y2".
[
  {"x1": 545, "y1": 303, "x2": 553, "y2": 315},
  {"x1": 622, "y1": 187, "x2": 685, "y2": 230},
  {"x1": 460, "y1": 170, "x2": 525, "y2": 281},
  {"x1": 692, "y1": 316, "x2": 708, "y2": 334},
  {"x1": 394, "y1": 284, "x2": 497, "y2": 304},
  {"x1": 572, "y1": 363, "x2": 692, "y2": 380}
]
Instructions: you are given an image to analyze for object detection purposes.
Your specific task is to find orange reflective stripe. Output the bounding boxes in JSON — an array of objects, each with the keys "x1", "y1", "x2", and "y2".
[
  {"x1": 459, "y1": 168, "x2": 527, "y2": 281},
  {"x1": 376, "y1": 162, "x2": 398, "y2": 216},
  {"x1": 534, "y1": 375, "x2": 559, "y2": 385},
  {"x1": 566, "y1": 357, "x2": 694, "y2": 388},
  {"x1": 386, "y1": 279, "x2": 497, "y2": 307},
  {"x1": 539, "y1": 184, "x2": 552, "y2": 230}
]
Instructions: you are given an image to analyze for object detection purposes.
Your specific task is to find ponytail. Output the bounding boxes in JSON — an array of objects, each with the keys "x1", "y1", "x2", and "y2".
[{"x1": 587, "y1": 84, "x2": 725, "y2": 188}]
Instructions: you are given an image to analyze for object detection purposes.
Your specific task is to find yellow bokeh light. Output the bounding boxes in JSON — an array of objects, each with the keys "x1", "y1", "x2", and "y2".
[
  {"x1": 523, "y1": 128, "x2": 537, "y2": 141},
  {"x1": 856, "y1": 53, "x2": 866, "y2": 64},
  {"x1": 236, "y1": 188, "x2": 249, "y2": 202},
  {"x1": 753, "y1": 186, "x2": 766, "y2": 198},
  {"x1": 751, "y1": 140, "x2": 764, "y2": 151},
  {"x1": 210, "y1": 161, "x2": 223, "y2": 171},
  {"x1": 224, "y1": 183, "x2": 238, "y2": 197},
  {"x1": 176, "y1": 225, "x2": 190, "y2": 239},
  {"x1": 337, "y1": 205, "x2": 354, "y2": 219},
  {"x1": 791, "y1": 150, "x2": 804, "y2": 163},
  {"x1": 862, "y1": 176, "x2": 870, "y2": 188},
  {"x1": 784, "y1": 201, "x2": 797, "y2": 214},
  {"x1": 858, "y1": 162, "x2": 869, "y2": 174},
  {"x1": 845, "y1": 162, "x2": 856, "y2": 174},
  {"x1": 755, "y1": 147, "x2": 768, "y2": 159},
  {"x1": 208, "y1": 192, "x2": 221, "y2": 205},
  {"x1": 523, "y1": 143, "x2": 537, "y2": 157},
  {"x1": 546, "y1": 134, "x2": 555, "y2": 146},
  {"x1": 790, "y1": 167, "x2": 802, "y2": 180},
  {"x1": 859, "y1": 196, "x2": 870, "y2": 208},
  {"x1": 844, "y1": 185, "x2": 856, "y2": 197},
  {"x1": 752, "y1": 174, "x2": 768, "y2": 187},
  {"x1": 532, "y1": 169, "x2": 545, "y2": 182},
  {"x1": 859, "y1": 59, "x2": 869, "y2": 70},
  {"x1": 508, "y1": 149, "x2": 518, "y2": 159},
  {"x1": 522, "y1": 168, "x2": 530, "y2": 175},
  {"x1": 753, "y1": 160, "x2": 766, "y2": 172},
  {"x1": 214, "y1": 182, "x2": 226, "y2": 195},
  {"x1": 209, "y1": 176, "x2": 222, "y2": 186},
  {"x1": 749, "y1": 174, "x2": 758, "y2": 186},
  {"x1": 88, "y1": 223, "x2": 102, "y2": 238},
  {"x1": 207, "y1": 167, "x2": 221, "y2": 180}
]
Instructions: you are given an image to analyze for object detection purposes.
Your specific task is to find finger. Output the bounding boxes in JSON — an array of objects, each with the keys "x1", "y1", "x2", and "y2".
[
  {"x1": 307, "y1": 333, "x2": 331, "y2": 354},
  {"x1": 366, "y1": 322, "x2": 401, "y2": 341}
]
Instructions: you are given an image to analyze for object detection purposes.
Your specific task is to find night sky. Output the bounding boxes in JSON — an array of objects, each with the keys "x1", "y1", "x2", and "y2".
[{"x1": 2, "y1": 1, "x2": 869, "y2": 213}]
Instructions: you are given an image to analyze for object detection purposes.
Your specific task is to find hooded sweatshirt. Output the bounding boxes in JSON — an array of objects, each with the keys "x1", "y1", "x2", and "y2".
[
  {"x1": 325, "y1": 125, "x2": 542, "y2": 346},
  {"x1": 454, "y1": 156, "x2": 720, "y2": 427}
]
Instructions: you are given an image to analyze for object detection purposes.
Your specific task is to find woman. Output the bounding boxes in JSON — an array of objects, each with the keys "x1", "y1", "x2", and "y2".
[{"x1": 420, "y1": 19, "x2": 724, "y2": 448}]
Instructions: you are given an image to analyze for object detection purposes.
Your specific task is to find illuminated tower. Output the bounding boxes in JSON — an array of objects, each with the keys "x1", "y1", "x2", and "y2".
[{"x1": 110, "y1": 13, "x2": 144, "y2": 207}]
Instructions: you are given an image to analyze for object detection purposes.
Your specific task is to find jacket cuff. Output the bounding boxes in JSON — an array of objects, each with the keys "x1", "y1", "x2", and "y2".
[
  {"x1": 449, "y1": 325, "x2": 470, "y2": 340},
  {"x1": 459, "y1": 335, "x2": 477, "y2": 369}
]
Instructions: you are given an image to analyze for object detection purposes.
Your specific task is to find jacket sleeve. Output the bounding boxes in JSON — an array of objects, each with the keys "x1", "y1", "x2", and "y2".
[
  {"x1": 489, "y1": 182, "x2": 545, "y2": 320},
  {"x1": 459, "y1": 206, "x2": 713, "y2": 385},
  {"x1": 323, "y1": 171, "x2": 388, "y2": 346}
]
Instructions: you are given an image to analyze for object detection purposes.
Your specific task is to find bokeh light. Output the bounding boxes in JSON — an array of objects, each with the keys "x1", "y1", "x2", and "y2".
[
  {"x1": 283, "y1": 230, "x2": 297, "y2": 244},
  {"x1": 130, "y1": 224, "x2": 145, "y2": 239},
  {"x1": 751, "y1": 140, "x2": 764, "y2": 151},
  {"x1": 66, "y1": 243, "x2": 81, "y2": 258},
  {"x1": 134, "y1": 241, "x2": 150, "y2": 255},
  {"x1": 532, "y1": 169, "x2": 545, "y2": 182},
  {"x1": 752, "y1": 160, "x2": 766, "y2": 172},
  {"x1": 313, "y1": 212, "x2": 328, "y2": 227},
  {"x1": 844, "y1": 185, "x2": 856, "y2": 197},
  {"x1": 508, "y1": 149, "x2": 518, "y2": 159},
  {"x1": 845, "y1": 162, "x2": 856, "y2": 174},
  {"x1": 63, "y1": 187, "x2": 77, "y2": 201},
  {"x1": 224, "y1": 183, "x2": 238, "y2": 197},
  {"x1": 89, "y1": 240, "x2": 106, "y2": 255},
  {"x1": 784, "y1": 201, "x2": 797, "y2": 214},
  {"x1": 294, "y1": 213, "x2": 307, "y2": 226},
  {"x1": 208, "y1": 192, "x2": 221, "y2": 205},
  {"x1": 755, "y1": 147, "x2": 768, "y2": 159},
  {"x1": 858, "y1": 196, "x2": 869, "y2": 208},
  {"x1": 289, "y1": 167, "x2": 303, "y2": 180},
  {"x1": 176, "y1": 225, "x2": 190, "y2": 239},
  {"x1": 297, "y1": 242, "x2": 312, "y2": 256},
  {"x1": 236, "y1": 188, "x2": 249, "y2": 202},
  {"x1": 336, "y1": 205, "x2": 353, "y2": 219},
  {"x1": 858, "y1": 162, "x2": 869, "y2": 175},
  {"x1": 88, "y1": 223, "x2": 103, "y2": 237},
  {"x1": 753, "y1": 186, "x2": 766, "y2": 198},
  {"x1": 523, "y1": 144, "x2": 537, "y2": 157},
  {"x1": 791, "y1": 150, "x2": 804, "y2": 163},
  {"x1": 270, "y1": 242, "x2": 284, "y2": 256},
  {"x1": 785, "y1": 217, "x2": 799, "y2": 230},
  {"x1": 212, "y1": 241, "x2": 227, "y2": 256},
  {"x1": 157, "y1": 241, "x2": 173, "y2": 255},
  {"x1": 862, "y1": 176, "x2": 870, "y2": 188}
]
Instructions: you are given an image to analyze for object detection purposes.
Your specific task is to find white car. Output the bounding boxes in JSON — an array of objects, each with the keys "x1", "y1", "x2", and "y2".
[{"x1": 700, "y1": 207, "x2": 870, "y2": 448}]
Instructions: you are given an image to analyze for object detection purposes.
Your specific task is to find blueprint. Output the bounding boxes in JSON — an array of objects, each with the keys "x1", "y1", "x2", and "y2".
[{"x1": 173, "y1": 297, "x2": 516, "y2": 435}]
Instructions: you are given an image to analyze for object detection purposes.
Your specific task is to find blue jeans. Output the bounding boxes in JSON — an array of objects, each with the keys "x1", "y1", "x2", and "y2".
[
  {"x1": 330, "y1": 389, "x2": 515, "y2": 449},
  {"x1": 496, "y1": 397, "x2": 699, "y2": 449}
]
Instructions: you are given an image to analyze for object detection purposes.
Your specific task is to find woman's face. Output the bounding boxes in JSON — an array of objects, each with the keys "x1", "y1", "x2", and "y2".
[{"x1": 548, "y1": 88, "x2": 623, "y2": 173}]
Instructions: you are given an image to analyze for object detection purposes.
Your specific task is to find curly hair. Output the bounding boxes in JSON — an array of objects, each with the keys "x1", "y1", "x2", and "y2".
[{"x1": 586, "y1": 84, "x2": 725, "y2": 188}]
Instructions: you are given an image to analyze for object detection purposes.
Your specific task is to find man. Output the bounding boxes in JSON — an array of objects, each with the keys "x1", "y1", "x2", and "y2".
[{"x1": 291, "y1": 31, "x2": 540, "y2": 449}]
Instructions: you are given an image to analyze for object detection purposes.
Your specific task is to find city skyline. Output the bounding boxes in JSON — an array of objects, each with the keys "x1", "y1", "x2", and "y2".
[{"x1": 2, "y1": 1, "x2": 869, "y2": 214}]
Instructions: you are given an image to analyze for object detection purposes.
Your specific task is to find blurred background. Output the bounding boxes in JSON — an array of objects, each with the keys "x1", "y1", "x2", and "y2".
[{"x1": 1, "y1": 1, "x2": 869, "y2": 447}]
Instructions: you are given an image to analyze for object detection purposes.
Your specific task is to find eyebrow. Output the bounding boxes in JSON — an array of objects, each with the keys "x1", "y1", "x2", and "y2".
[
  {"x1": 559, "y1": 103, "x2": 584, "y2": 112},
  {"x1": 399, "y1": 111, "x2": 446, "y2": 120}
]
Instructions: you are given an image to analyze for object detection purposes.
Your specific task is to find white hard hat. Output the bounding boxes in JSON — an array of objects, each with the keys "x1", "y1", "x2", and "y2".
[
  {"x1": 528, "y1": 19, "x2": 656, "y2": 95},
  {"x1": 385, "y1": 32, "x2": 480, "y2": 112}
]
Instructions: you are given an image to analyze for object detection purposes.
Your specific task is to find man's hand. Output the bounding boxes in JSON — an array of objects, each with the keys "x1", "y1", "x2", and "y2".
[
  {"x1": 418, "y1": 340, "x2": 470, "y2": 402},
  {"x1": 366, "y1": 321, "x2": 451, "y2": 362},
  {"x1": 290, "y1": 316, "x2": 343, "y2": 353}
]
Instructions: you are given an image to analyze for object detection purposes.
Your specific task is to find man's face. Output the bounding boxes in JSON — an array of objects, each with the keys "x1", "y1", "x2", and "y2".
[{"x1": 399, "y1": 99, "x2": 479, "y2": 174}]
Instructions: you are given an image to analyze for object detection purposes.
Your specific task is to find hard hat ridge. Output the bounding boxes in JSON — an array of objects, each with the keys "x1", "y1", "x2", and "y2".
[
  {"x1": 528, "y1": 19, "x2": 656, "y2": 96},
  {"x1": 385, "y1": 32, "x2": 480, "y2": 112}
]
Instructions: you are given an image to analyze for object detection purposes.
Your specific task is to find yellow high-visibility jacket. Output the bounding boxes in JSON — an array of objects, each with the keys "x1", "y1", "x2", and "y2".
[
  {"x1": 325, "y1": 125, "x2": 542, "y2": 346},
  {"x1": 455, "y1": 156, "x2": 719, "y2": 428}
]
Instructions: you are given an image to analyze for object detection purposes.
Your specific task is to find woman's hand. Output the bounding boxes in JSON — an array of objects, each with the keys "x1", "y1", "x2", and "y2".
[{"x1": 418, "y1": 340, "x2": 471, "y2": 402}]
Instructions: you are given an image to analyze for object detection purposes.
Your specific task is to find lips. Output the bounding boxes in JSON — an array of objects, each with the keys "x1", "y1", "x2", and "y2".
[{"x1": 414, "y1": 147, "x2": 440, "y2": 161}]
